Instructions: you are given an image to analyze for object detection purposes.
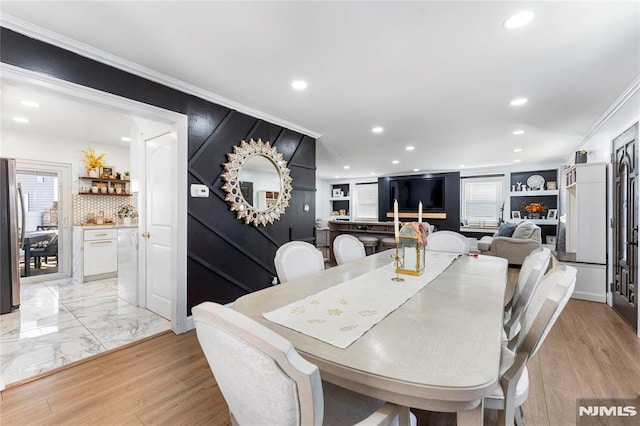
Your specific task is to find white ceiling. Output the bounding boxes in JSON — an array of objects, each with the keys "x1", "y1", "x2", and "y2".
[{"x1": 1, "y1": 1, "x2": 638, "y2": 179}]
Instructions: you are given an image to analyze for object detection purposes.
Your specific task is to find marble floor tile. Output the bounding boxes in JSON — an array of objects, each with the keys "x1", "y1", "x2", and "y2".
[{"x1": 0, "y1": 277, "x2": 170, "y2": 387}]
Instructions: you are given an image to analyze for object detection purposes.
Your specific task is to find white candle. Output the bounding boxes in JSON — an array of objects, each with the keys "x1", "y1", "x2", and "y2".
[
  {"x1": 418, "y1": 201, "x2": 422, "y2": 223},
  {"x1": 394, "y1": 199, "x2": 399, "y2": 239}
]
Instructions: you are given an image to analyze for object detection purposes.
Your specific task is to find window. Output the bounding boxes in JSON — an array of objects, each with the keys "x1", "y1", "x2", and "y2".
[
  {"x1": 460, "y1": 175, "x2": 504, "y2": 227},
  {"x1": 354, "y1": 183, "x2": 378, "y2": 221}
]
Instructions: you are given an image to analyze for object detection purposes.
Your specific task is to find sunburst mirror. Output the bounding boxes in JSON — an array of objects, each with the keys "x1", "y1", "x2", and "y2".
[{"x1": 222, "y1": 138, "x2": 293, "y2": 227}]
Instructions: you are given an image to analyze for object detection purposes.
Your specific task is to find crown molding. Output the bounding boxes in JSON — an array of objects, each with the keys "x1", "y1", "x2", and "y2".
[
  {"x1": 0, "y1": 14, "x2": 322, "y2": 139},
  {"x1": 575, "y1": 74, "x2": 640, "y2": 151}
]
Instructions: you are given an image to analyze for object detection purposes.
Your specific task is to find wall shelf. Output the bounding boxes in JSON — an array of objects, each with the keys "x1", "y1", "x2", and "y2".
[
  {"x1": 506, "y1": 218, "x2": 558, "y2": 225},
  {"x1": 79, "y1": 176, "x2": 131, "y2": 196},
  {"x1": 509, "y1": 190, "x2": 559, "y2": 197}
]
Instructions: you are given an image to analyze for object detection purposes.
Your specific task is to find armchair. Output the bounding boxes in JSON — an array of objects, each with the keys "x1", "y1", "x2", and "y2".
[{"x1": 479, "y1": 221, "x2": 542, "y2": 266}]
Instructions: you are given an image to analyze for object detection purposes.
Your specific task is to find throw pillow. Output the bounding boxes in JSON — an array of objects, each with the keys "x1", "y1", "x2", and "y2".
[
  {"x1": 496, "y1": 222, "x2": 517, "y2": 237},
  {"x1": 511, "y1": 221, "x2": 538, "y2": 239}
]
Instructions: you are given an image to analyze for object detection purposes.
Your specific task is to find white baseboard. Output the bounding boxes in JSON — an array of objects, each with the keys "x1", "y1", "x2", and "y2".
[{"x1": 571, "y1": 291, "x2": 606, "y2": 303}]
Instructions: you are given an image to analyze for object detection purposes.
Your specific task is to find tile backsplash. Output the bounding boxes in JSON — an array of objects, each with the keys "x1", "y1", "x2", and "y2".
[{"x1": 72, "y1": 194, "x2": 137, "y2": 225}]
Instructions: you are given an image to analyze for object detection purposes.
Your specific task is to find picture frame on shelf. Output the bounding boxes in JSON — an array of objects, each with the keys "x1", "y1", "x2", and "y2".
[
  {"x1": 512, "y1": 211, "x2": 521, "y2": 219},
  {"x1": 547, "y1": 181, "x2": 557, "y2": 190},
  {"x1": 101, "y1": 165, "x2": 114, "y2": 178},
  {"x1": 332, "y1": 188, "x2": 344, "y2": 197},
  {"x1": 547, "y1": 209, "x2": 558, "y2": 220}
]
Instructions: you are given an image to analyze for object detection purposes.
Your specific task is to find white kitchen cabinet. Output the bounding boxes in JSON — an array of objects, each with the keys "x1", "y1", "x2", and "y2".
[{"x1": 73, "y1": 226, "x2": 118, "y2": 283}]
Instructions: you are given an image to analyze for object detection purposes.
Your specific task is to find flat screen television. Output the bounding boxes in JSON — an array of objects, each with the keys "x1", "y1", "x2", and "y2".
[{"x1": 389, "y1": 177, "x2": 445, "y2": 210}]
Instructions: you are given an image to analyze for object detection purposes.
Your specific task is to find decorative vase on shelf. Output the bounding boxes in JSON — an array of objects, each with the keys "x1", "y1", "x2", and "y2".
[
  {"x1": 123, "y1": 217, "x2": 132, "y2": 226},
  {"x1": 88, "y1": 168, "x2": 99, "y2": 178}
]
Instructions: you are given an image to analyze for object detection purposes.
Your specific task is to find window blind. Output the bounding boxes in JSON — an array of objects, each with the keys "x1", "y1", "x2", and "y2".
[
  {"x1": 354, "y1": 183, "x2": 378, "y2": 221},
  {"x1": 461, "y1": 176, "x2": 504, "y2": 226}
]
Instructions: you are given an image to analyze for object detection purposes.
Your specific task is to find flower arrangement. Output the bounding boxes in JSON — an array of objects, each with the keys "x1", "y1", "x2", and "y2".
[
  {"x1": 522, "y1": 202, "x2": 547, "y2": 214},
  {"x1": 81, "y1": 148, "x2": 105, "y2": 171},
  {"x1": 118, "y1": 204, "x2": 138, "y2": 219}
]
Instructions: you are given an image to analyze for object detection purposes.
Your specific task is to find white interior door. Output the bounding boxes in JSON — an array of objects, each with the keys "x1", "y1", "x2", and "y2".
[{"x1": 143, "y1": 131, "x2": 175, "y2": 319}]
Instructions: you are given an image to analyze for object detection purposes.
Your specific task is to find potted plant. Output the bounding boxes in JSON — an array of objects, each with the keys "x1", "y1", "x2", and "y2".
[
  {"x1": 118, "y1": 204, "x2": 138, "y2": 225},
  {"x1": 82, "y1": 147, "x2": 105, "y2": 177}
]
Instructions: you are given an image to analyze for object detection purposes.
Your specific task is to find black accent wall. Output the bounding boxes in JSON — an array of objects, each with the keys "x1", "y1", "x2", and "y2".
[
  {"x1": 378, "y1": 172, "x2": 460, "y2": 231},
  {"x1": 0, "y1": 28, "x2": 316, "y2": 312}
]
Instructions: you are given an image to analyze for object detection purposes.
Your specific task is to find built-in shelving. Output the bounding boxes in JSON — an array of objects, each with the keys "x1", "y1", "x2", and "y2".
[
  {"x1": 508, "y1": 169, "x2": 560, "y2": 243},
  {"x1": 559, "y1": 163, "x2": 607, "y2": 303},
  {"x1": 330, "y1": 183, "x2": 350, "y2": 220},
  {"x1": 79, "y1": 176, "x2": 131, "y2": 196}
]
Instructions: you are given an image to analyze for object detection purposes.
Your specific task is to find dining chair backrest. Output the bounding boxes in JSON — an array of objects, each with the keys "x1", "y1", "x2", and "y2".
[
  {"x1": 486, "y1": 265, "x2": 576, "y2": 425},
  {"x1": 193, "y1": 302, "x2": 412, "y2": 426},
  {"x1": 192, "y1": 301, "x2": 323, "y2": 425},
  {"x1": 426, "y1": 230, "x2": 470, "y2": 254},
  {"x1": 513, "y1": 265, "x2": 577, "y2": 355},
  {"x1": 511, "y1": 247, "x2": 552, "y2": 308},
  {"x1": 274, "y1": 241, "x2": 324, "y2": 283},
  {"x1": 333, "y1": 234, "x2": 366, "y2": 265}
]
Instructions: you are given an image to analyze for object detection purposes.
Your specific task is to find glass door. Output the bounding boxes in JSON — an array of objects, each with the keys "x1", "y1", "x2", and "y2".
[{"x1": 16, "y1": 160, "x2": 71, "y2": 283}]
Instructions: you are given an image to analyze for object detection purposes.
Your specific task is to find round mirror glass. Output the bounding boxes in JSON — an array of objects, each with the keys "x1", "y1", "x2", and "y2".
[{"x1": 239, "y1": 155, "x2": 281, "y2": 211}]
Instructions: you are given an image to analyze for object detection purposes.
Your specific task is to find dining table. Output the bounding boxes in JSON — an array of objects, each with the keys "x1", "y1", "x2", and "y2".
[
  {"x1": 233, "y1": 249, "x2": 508, "y2": 425},
  {"x1": 22, "y1": 230, "x2": 57, "y2": 277}
]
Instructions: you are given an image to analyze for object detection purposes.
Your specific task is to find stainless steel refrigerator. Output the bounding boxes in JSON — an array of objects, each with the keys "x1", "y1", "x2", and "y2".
[{"x1": 1, "y1": 158, "x2": 24, "y2": 314}]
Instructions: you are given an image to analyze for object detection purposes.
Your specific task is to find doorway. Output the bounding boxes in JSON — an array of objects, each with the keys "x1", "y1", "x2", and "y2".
[
  {"x1": 16, "y1": 160, "x2": 71, "y2": 284},
  {"x1": 1, "y1": 64, "x2": 188, "y2": 333},
  {"x1": 612, "y1": 122, "x2": 638, "y2": 332}
]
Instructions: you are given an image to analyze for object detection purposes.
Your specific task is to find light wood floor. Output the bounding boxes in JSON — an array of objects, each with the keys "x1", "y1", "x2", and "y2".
[{"x1": 2, "y1": 276, "x2": 639, "y2": 425}]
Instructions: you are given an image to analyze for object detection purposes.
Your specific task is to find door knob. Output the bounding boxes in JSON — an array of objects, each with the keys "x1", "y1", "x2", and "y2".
[{"x1": 142, "y1": 232, "x2": 151, "y2": 239}]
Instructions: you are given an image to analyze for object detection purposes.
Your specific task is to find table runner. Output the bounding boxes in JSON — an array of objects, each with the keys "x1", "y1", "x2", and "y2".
[{"x1": 263, "y1": 251, "x2": 459, "y2": 348}]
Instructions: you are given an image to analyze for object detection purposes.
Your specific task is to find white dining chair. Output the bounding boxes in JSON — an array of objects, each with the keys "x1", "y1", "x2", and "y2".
[
  {"x1": 506, "y1": 247, "x2": 552, "y2": 311},
  {"x1": 426, "y1": 230, "x2": 470, "y2": 254},
  {"x1": 193, "y1": 302, "x2": 416, "y2": 426},
  {"x1": 502, "y1": 247, "x2": 552, "y2": 341},
  {"x1": 485, "y1": 265, "x2": 577, "y2": 426},
  {"x1": 333, "y1": 234, "x2": 366, "y2": 265},
  {"x1": 274, "y1": 241, "x2": 325, "y2": 283}
]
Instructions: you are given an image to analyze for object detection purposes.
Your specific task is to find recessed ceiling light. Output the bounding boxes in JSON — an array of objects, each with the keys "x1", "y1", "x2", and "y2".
[
  {"x1": 512, "y1": 130, "x2": 525, "y2": 135},
  {"x1": 13, "y1": 117, "x2": 29, "y2": 123},
  {"x1": 413, "y1": 168, "x2": 419, "y2": 172},
  {"x1": 459, "y1": 165, "x2": 466, "y2": 168},
  {"x1": 343, "y1": 165, "x2": 350, "y2": 170},
  {"x1": 121, "y1": 137, "x2": 131, "y2": 142},
  {"x1": 291, "y1": 80, "x2": 307, "y2": 90},
  {"x1": 370, "y1": 172, "x2": 376, "y2": 176},
  {"x1": 406, "y1": 146, "x2": 415, "y2": 151},
  {"x1": 392, "y1": 160, "x2": 399, "y2": 164},
  {"x1": 503, "y1": 10, "x2": 535, "y2": 29},
  {"x1": 513, "y1": 148, "x2": 523, "y2": 153},
  {"x1": 510, "y1": 98, "x2": 528, "y2": 107},
  {"x1": 372, "y1": 127, "x2": 384, "y2": 133},
  {"x1": 514, "y1": 159, "x2": 522, "y2": 163},
  {"x1": 20, "y1": 100, "x2": 39, "y2": 108},
  {"x1": 335, "y1": 175, "x2": 340, "y2": 178}
]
